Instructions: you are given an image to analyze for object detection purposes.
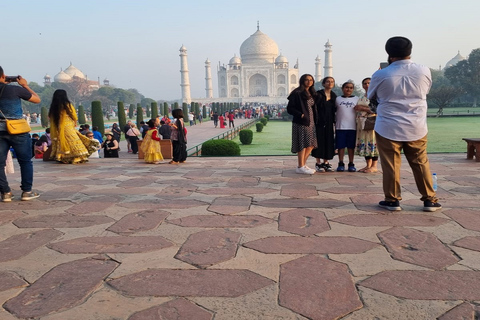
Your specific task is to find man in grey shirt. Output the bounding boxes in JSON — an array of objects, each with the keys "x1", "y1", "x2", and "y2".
[{"x1": 368, "y1": 36, "x2": 441, "y2": 212}]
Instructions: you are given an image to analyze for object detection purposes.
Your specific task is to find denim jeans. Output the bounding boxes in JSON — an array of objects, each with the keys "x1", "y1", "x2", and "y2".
[{"x1": 0, "y1": 131, "x2": 34, "y2": 193}]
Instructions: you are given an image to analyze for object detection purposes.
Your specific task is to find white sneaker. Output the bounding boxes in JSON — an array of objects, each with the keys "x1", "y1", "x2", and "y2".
[{"x1": 296, "y1": 166, "x2": 315, "y2": 175}]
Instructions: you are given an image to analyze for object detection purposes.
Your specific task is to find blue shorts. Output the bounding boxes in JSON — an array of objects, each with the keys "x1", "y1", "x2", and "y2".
[{"x1": 335, "y1": 130, "x2": 356, "y2": 149}]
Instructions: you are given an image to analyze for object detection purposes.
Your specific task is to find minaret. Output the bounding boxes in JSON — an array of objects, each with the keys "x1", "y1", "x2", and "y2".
[
  {"x1": 324, "y1": 40, "x2": 333, "y2": 77},
  {"x1": 179, "y1": 45, "x2": 191, "y2": 104},
  {"x1": 314, "y1": 55, "x2": 322, "y2": 82},
  {"x1": 205, "y1": 58, "x2": 213, "y2": 98}
]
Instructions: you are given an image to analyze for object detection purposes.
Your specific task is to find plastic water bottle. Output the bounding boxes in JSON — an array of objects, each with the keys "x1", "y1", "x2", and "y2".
[{"x1": 432, "y1": 173, "x2": 438, "y2": 191}]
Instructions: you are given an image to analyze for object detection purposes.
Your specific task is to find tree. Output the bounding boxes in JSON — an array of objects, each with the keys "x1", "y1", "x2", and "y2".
[
  {"x1": 91, "y1": 101, "x2": 105, "y2": 135},
  {"x1": 146, "y1": 104, "x2": 151, "y2": 118},
  {"x1": 41, "y1": 106, "x2": 49, "y2": 128},
  {"x1": 163, "y1": 102, "x2": 169, "y2": 117},
  {"x1": 151, "y1": 102, "x2": 159, "y2": 119},
  {"x1": 128, "y1": 104, "x2": 135, "y2": 119},
  {"x1": 78, "y1": 105, "x2": 87, "y2": 124},
  {"x1": 428, "y1": 86, "x2": 462, "y2": 116},
  {"x1": 117, "y1": 101, "x2": 126, "y2": 132},
  {"x1": 182, "y1": 102, "x2": 189, "y2": 122},
  {"x1": 444, "y1": 48, "x2": 480, "y2": 107},
  {"x1": 136, "y1": 105, "x2": 144, "y2": 125}
]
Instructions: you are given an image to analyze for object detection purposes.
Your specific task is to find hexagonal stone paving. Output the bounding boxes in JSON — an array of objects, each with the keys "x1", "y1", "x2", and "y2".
[
  {"x1": 227, "y1": 176, "x2": 259, "y2": 187},
  {"x1": 167, "y1": 215, "x2": 273, "y2": 228},
  {"x1": 255, "y1": 198, "x2": 351, "y2": 209},
  {"x1": 280, "y1": 183, "x2": 318, "y2": 198},
  {"x1": 13, "y1": 214, "x2": 115, "y2": 228},
  {"x1": 278, "y1": 209, "x2": 330, "y2": 236},
  {"x1": 359, "y1": 270, "x2": 480, "y2": 300},
  {"x1": 128, "y1": 298, "x2": 213, "y2": 320},
  {"x1": 47, "y1": 236, "x2": 173, "y2": 254},
  {"x1": 279, "y1": 255, "x2": 362, "y2": 320},
  {"x1": 437, "y1": 302, "x2": 480, "y2": 320},
  {"x1": 444, "y1": 209, "x2": 480, "y2": 232},
  {"x1": 0, "y1": 229, "x2": 63, "y2": 263},
  {"x1": 377, "y1": 227, "x2": 459, "y2": 270},
  {"x1": 108, "y1": 269, "x2": 275, "y2": 297},
  {"x1": 0, "y1": 272, "x2": 27, "y2": 292},
  {"x1": 208, "y1": 195, "x2": 251, "y2": 214},
  {"x1": 243, "y1": 236, "x2": 378, "y2": 254},
  {"x1": 3, "y1": 257, "x2": 119, "y2": 319},
  {"x1": 106, "y1": 210, "x2": 170, "y2": 234},
  {"x1": 332, "y1": 214, "x2": 449, "y2": 227},
  {"x1": 175, "y1": 230, "x2": 242, "y2": 268},
  {"x1": 453, "y1": 236, "x2": 480, "y2": 252}
]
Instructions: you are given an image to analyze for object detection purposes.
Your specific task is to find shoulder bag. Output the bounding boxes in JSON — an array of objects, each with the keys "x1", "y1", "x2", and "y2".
[
  {"x1": 0, "y1": 85, "x2": 31, "y2": 134},
  {"x1": 363, "y1": 114, "x2": 376, "y2": 131}
]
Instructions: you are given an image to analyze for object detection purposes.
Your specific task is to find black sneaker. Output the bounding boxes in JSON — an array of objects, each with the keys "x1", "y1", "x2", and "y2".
[
  {"x1": 423, "y1": 200, "x2": 442, "y2": 212},
  {"x1": 379, "y1": 200, "x2": 401, "y2": 211},
  {"x1": 324, "y1": 163, "x2": 335, "y2": 172},
  {"x1": 315, "y1": 163, "x2": 325, "y2": 172}
]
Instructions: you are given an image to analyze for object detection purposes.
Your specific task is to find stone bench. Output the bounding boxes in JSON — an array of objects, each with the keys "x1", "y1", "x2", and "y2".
[{"x1": 462, "y1": 138, "x2": 480, "y2": 162}]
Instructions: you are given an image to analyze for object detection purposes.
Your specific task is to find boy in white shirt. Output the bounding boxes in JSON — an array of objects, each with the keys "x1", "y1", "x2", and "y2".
[{"x1": 335, "y1": 82, "x2": 359, "y2": 172}]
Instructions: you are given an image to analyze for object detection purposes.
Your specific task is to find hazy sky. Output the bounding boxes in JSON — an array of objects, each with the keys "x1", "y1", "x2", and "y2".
[{"x1": 3, "y1": 0, "x2": 479, "y2": 102}]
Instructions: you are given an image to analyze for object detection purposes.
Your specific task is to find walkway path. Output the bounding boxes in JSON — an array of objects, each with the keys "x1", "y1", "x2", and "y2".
[{"x1": 0, "y1": 134, "x2": 479, "y2": 319}]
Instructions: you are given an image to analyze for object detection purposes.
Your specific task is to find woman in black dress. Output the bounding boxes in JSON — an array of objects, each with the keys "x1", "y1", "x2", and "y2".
[
  {"x1": 102, "y1": 132, "x2": 119, "y2": 158},
  {"x1": 286, "y1": 74, "x2": 318, "y2": 175},
  {"x1": 312, "y1": 76, "x2": 337, "y2": 172}
]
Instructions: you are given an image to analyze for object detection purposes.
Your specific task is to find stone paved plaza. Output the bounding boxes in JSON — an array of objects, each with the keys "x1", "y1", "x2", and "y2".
[{"x1": 1, "y1": 129, "x2": 480, "y2": 319}]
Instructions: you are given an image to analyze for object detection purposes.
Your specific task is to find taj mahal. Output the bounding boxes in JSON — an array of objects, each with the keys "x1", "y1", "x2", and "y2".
[{"x1": 179, "y1": 24, "x2": 332, "y2": 105}]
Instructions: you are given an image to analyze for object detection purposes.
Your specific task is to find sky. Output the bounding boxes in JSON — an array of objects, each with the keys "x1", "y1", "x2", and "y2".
[{"x1": 2, "y1": 0, "x2": 479, "y2": 102}]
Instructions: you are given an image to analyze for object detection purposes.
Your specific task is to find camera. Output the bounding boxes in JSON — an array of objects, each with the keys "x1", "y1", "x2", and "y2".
[
  {"x1": 5, "y1": 76, "x2": 19, "y2": 83},
  {"x1": 380, "y1": 62, "x2": 389, "y2": 69}
]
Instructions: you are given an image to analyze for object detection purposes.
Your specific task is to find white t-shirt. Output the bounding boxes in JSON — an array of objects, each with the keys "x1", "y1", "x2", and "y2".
[{"x1": 335, "y1": 96, "x2": 359, "y2": 130}]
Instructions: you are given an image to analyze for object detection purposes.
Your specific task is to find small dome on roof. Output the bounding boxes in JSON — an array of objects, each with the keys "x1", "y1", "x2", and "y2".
[
  {"x1": 445, "y1": 51, "x2": 466, "y2": 69},
  {"x1": 275, "y1": 54, "x2": 288, "y2": 64},
  {"x1": 64, "y1": 63, "x2": 86, "y2": 79},
  {"x1": 229, "y1": 54, "x2": 242, "y2": 65},
  {"x1": 54, "y1": 70, "x2": 72, "y2": 83}
]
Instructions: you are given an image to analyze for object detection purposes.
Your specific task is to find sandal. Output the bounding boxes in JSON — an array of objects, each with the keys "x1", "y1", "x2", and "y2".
[
  {"x1": 364, "y1": 168, "x2": 379, "y2": 173},
  {"x1": 169, "y1": 160, "x2": 179, "y2": 164},
  {"x1": 358, "y1": 167, "x2": 370, "y2": 173}
]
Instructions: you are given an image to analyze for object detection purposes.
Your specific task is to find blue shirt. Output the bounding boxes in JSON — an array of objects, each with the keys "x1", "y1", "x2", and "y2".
[
  {"x1": 0, "y1": 83, "x2": 32, "y2": 131},
  {"x1": 93, "y1": 130, "x2": 103, "y2": 144}
]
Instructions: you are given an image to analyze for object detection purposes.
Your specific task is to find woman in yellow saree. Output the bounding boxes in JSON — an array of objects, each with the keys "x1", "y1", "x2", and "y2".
[{"x1": 48, "y1": 89, "x2": 99, "y2": 164}]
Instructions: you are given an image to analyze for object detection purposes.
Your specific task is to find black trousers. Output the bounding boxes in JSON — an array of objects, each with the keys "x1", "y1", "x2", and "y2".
[
  {"x1": 128, "y1": 136, "x2": 138, "y2": 154},
  {"x1": 172, "y1": 140, "x2": 187, "y2": 162}
]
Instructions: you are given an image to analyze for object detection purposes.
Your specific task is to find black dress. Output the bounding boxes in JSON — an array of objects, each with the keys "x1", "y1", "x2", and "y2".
[
  {"x1": 311, "y1": 89, "x2": 337, "y2": 160},
  {"x1": 103, "y1": 140, "x2": 119, "y2": 158}
]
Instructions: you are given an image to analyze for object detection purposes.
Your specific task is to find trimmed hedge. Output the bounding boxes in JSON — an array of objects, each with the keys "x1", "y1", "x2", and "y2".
[
  {"x1": 260, "y1": 118, "x2": 267, "y2": 126},
  {"x1": 239, "y1": 129, "x2": 253, "y2": 145},
  {"x1": 256, "y1": 122, "x2": 264, "y2": 132},
  {"x1": 91, "y1": 101, "x2": 105, "y2": 135},
  {"x1": 78, "y1": 105, "x2": 86, "y2": 124},
  {"x1": 41, "y1": 106, "x2": 49, "y2": 128},
  {"x1": 202, "y1": 139, "x2": 240, "y2": 156},
  {"x1": 117, "y1": 101, "x2": 126, "y2": 130}
]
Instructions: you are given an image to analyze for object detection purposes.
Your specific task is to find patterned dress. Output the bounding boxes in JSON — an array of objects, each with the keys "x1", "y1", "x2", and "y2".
[
  {"x1": 355, "y1": 96, "x2": 379, "y2": 157},
  {"x1": 291, "y1": 97, "x2": 317, "y2": 153},
  {"x1": 140, "y1": 128, "x2": 163, "y2": 163}
]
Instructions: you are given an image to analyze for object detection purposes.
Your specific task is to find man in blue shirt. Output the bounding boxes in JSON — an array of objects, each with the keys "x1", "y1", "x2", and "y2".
[{"x1": 0, "y1": 66, "x2": 41, "y2": 201}]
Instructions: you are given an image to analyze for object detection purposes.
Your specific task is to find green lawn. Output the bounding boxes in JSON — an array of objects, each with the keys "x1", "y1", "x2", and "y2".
[{"x1": 232, "y1": 117, "x2": 480, "y2": 155}]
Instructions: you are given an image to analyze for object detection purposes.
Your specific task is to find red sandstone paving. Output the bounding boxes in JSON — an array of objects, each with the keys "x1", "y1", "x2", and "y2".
[
  {"x1": 453, "y1": 236, "x2": 480, "y2": 252},
  {"x1": 128, "y1": 298, "x2": 213, "y2": 320},
  {"x1": 3, "y1": 257, "x2": 119, "y2": 319},
  {"x1": 322, "y1": 186, "x2": 384, "y2": 194},
  {"x1": 198, "y1": 187, "x2": 276, "y2": 195},
  {"x1": 107, "y1": 210, "x2": 170, "y2": 234},
  {"x1": 36, "y1": 184, "x2": 85, "y2": 201},
  {"x1": 0, "y1": 272, "x2": 28, "y2": 292},
  {"x1": 0, "y1": 200, "x2": 70, "y2": 211},
  {"x1": 255, "y1": 198, "x2": 351, "y2": 208},
  {"x1": 167, "y1": 215, "x2": 273, "y2": 228},
  {"x1": 208, "y1": 195, "x2": 251, "y2": 214},
  {"x1": 118, "y1": 178, "x2": 157, "y2": 188},
  {"x1": 54, "y1": 178, "x2": 115, "y2": 186},
  {"x1": 82, "y1": 187, "x2": 157, "y2": 196},
  {"x1": 280, "y1": 183, "x2": 318, "y2": 198},
  {"x1": 428, "y1": 198, "x2": 479, "y2": 209},
  {"x1": 65, "y1": 196, "x2": 119, "y2": 214},
  {"x1": 48, "y1": 235, "x2": 173, "y2": 254},
  {"x1": 437, "y1": 302, "x2": 480, "y2": 320},
  {"x1": 444, "y1": 208, "x2": 480, "y2": 232},
  {"x1": 108, "y1": 269, "x2": 275, "y2": 297},
  {"x1": 175, "y1": 229, "x2": 242, "y2": 268},
  {"x1": 335, "y1": 175, "x2": 375, "y2": 185},
  {"x1": 350, "y1": 194, "x2": 397, "y2": 213},
  {"x1": 332, "y1": 214, "x2": 449, "y2": 227},
  {"x1": 183, "y1": 170, "x2": 215, "y2": 178},
  {"x1": 448, "y1": 186, "x2": 480, "y2": 194},
  {"x1": 227, "y1": 176, "x2": 260, "y2": 187},
  {"x1": 14, "y1": 214, "x2": 115, "y2": 228},
  {"x1": 0, "y1": 229, "x2": 63, "y2": 263},
  {"x1": 117, "y1": 199, "x2": 206, "y2": 210},
  {"x1": 377, "y1": 227, "x2": 459, "y2": 270},
  {"x1": 445, "y1": 175, "x2": 480, "y2": 186},
  {"x1": 0, "y1": 210, "x2": 25, "y2": 226},
  {"x1": 243, "y1": 236, "x2": 378, "y2": 254},
  {"x1": 155, "y1": 186, "x2": 197, "y2": 198},
  {"x1": 279, "y1": 255, "x2": 362, "y2": 320},
  {"x1": 278, "y1": 209, "x2": 330, "y2": 236},
  {"x1": 359, "y1": 270, "x2": 480, "y2": 300}
]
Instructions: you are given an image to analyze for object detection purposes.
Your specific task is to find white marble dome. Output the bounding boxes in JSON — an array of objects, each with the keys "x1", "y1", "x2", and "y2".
[
  {"x1": 240, "y1": 28, "x2": 279, "y2": 64},
  {"x1": 54, "y1": 70, "x2": 72, "y2": 83},
  {"x1": 445, "y1": 51, "x2": 466, "y2": 69},
  {"x1": 229, "y1": 54, "x2": 242, "y2": 65},
  {"x1": 64, "y1": 63, "x2": 86, "y2": 79},
  {"x1": 275, "y1": 54, "x2": 288, "y2": 64}
]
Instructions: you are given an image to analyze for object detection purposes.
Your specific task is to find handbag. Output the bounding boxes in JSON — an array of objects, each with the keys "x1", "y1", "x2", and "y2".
[
  {"x1": 363, "y1": 115, "x2": 376, "y2": 131},
  {"x1": 0, "y1": 85, "x2": 31, "y2": 135}
]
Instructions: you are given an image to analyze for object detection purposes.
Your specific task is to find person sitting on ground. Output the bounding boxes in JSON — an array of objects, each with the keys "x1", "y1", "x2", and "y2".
[{"x1": 34, "y1": 135, "x2": 48, "y2": 159}]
